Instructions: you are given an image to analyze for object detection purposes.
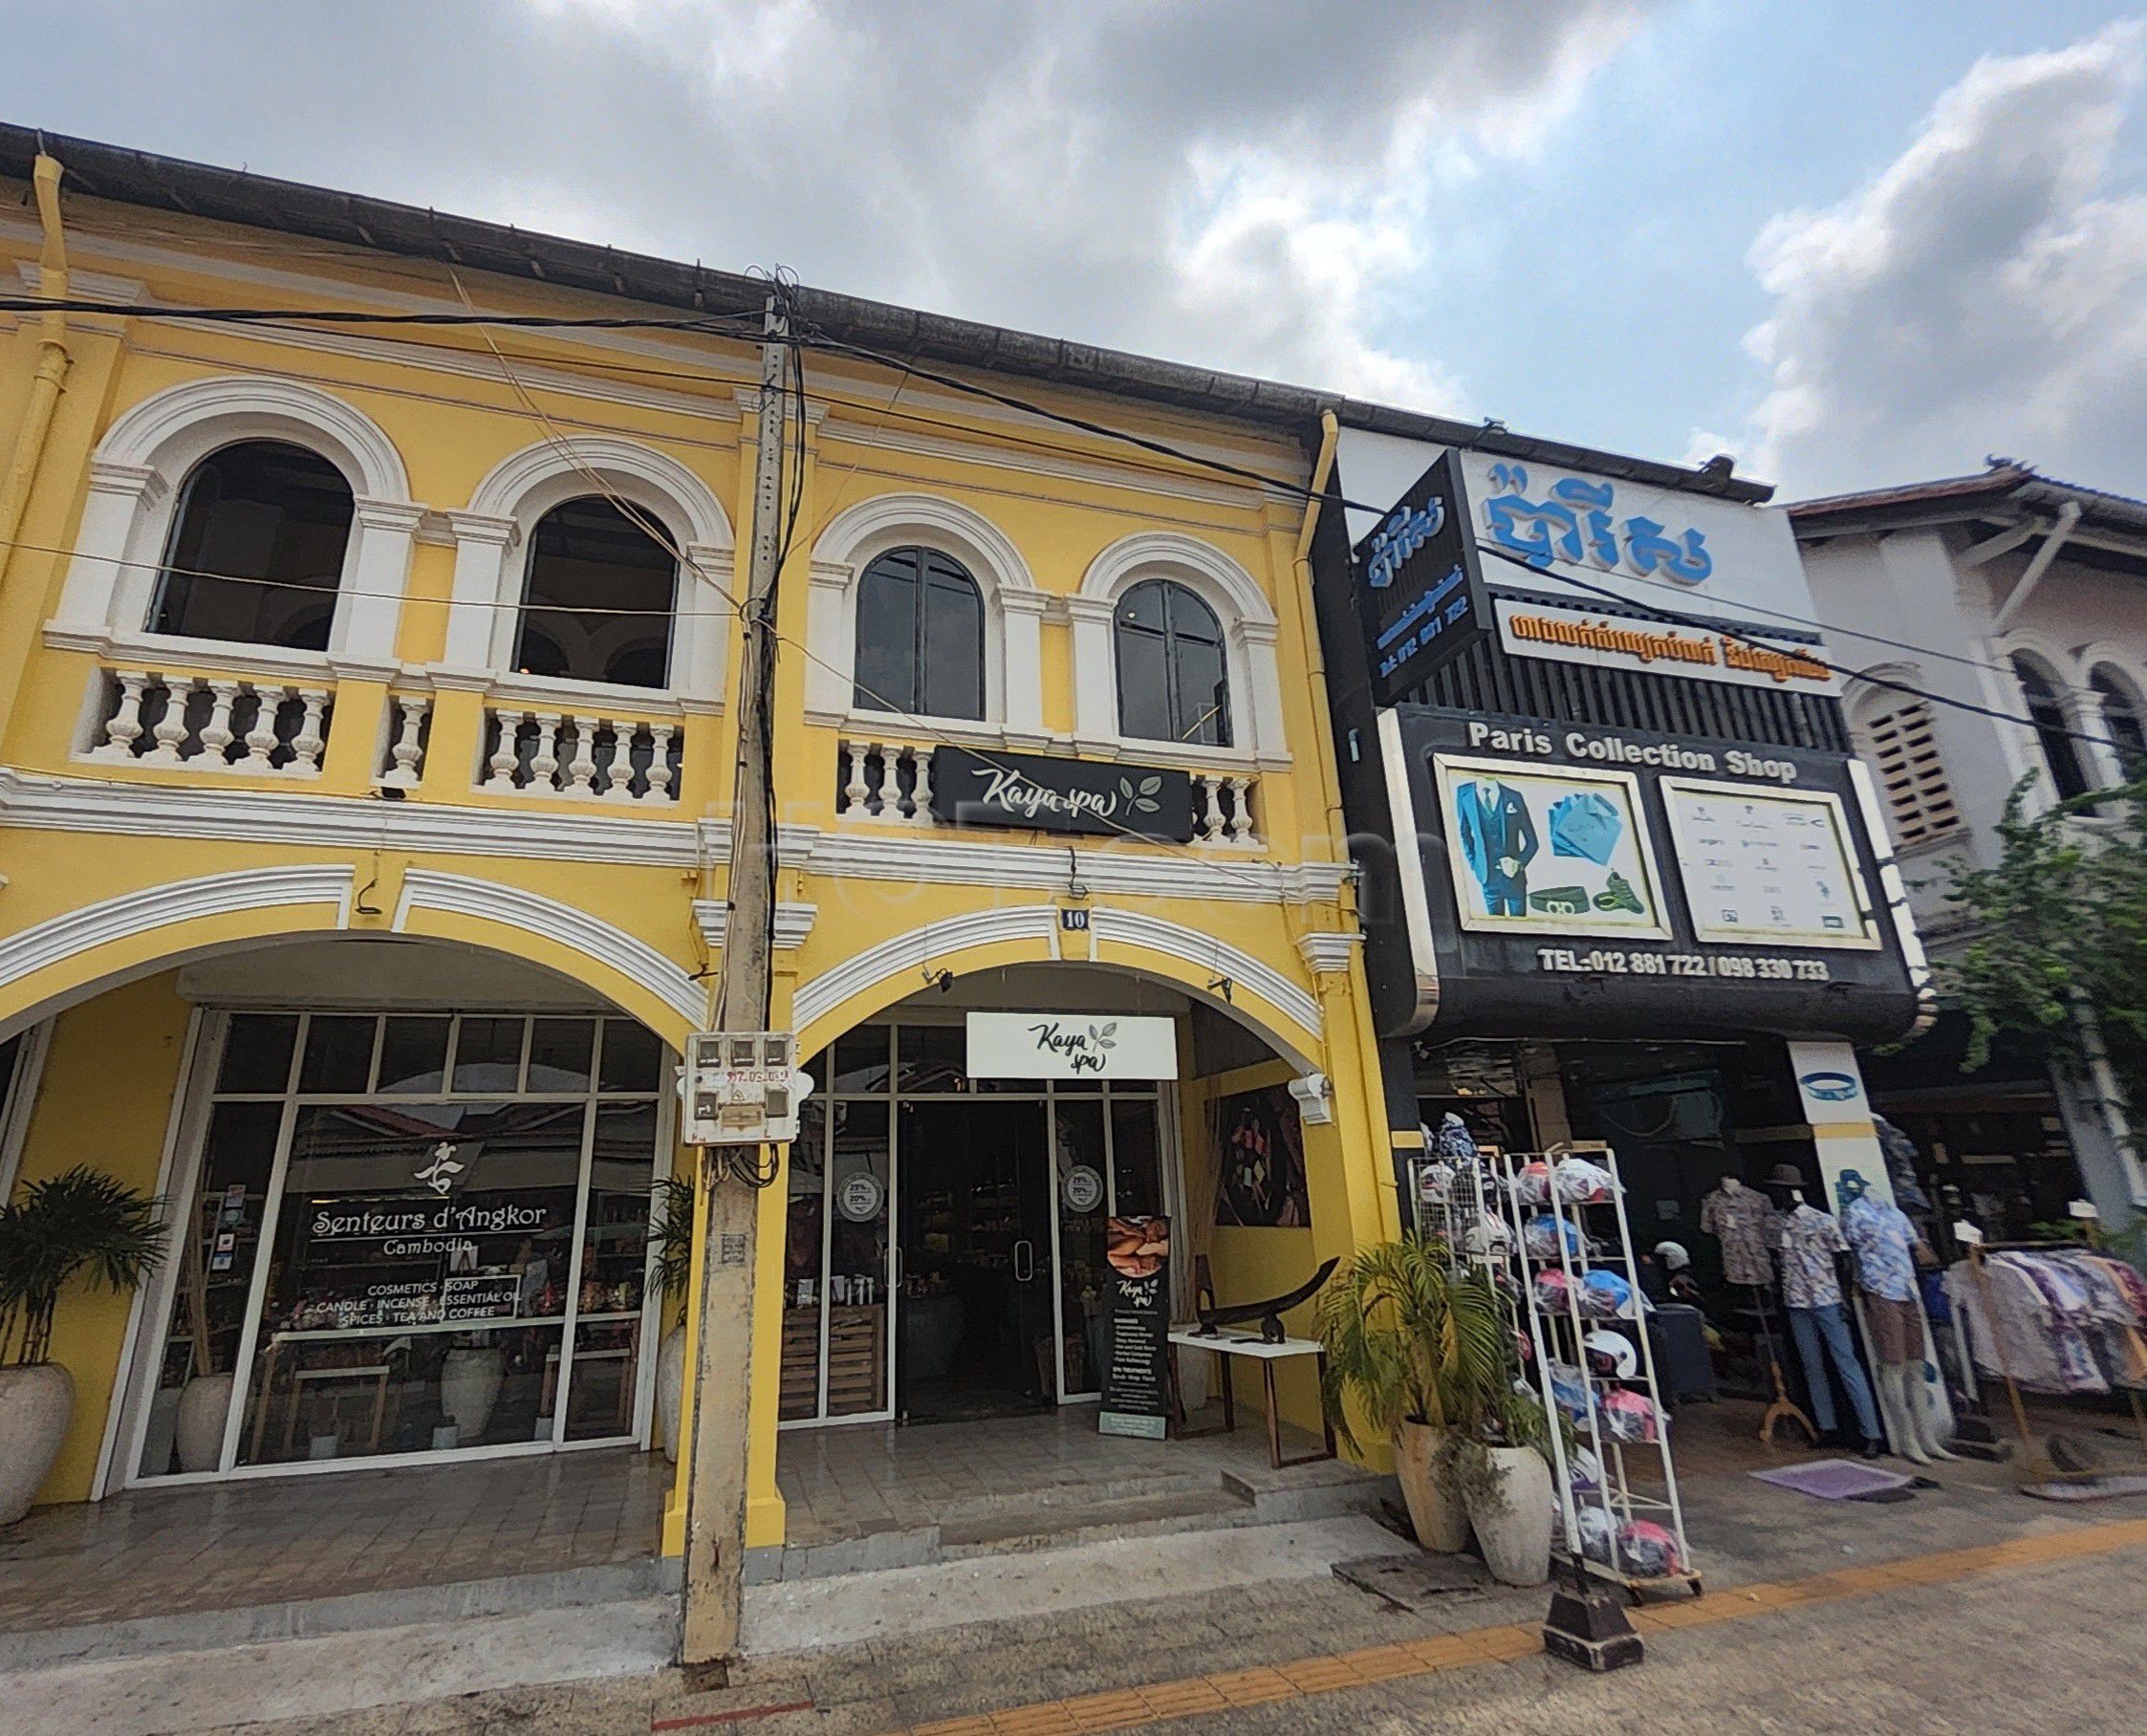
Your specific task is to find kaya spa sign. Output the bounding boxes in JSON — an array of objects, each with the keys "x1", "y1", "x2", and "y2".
[
  {"x1": 929, "y1": 746, "x2": 1196, "y2": 840},
  {"x1": 966, "y1": 1012, "x2": 1180, "y2": 1081}
]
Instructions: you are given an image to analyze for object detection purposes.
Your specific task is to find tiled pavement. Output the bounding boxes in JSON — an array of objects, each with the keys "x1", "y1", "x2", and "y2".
[
  {"x1": 0, "y1": 1446, "x2": 666, "y2": 1634},
  {"x1": 774, "y1": 1406, "x2": 1350, "y2": 1546}
]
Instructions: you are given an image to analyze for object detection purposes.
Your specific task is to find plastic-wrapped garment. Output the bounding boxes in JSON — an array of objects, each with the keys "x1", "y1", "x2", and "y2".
[
  {"x1": 1579, "y1": 1269, "x2": 1635, "y2": 1319},
  {"x1": 1547, "y1": 1360, "x2": 1593, "y2": 1428},
  {"x1": 1567, "y1": 1446, "x2": 1604, "y2": 1493},
  {"x1": 1533, "y1": 1269, "x2": 1574, "y2": 1315},
  {"x1": 1433, "y1": 1113, "x2": 1479, "y2": 1165},
  {"x1": 1600, "y1": 1388, "x2": 1661, "y2": 1443},
  {"x1": 1524, "y1": 1214, "x2": 1584, "y2": 1260},
  {"x1": 1617, "y1": 1520, "x2": 1683, "y2": 1577},
  {"x1": 1515, "y1": 1161, "x2": 1555, "y2": 1205},
  {"x1": 1554, "y1": 1157, "x2": 1619, "y2": 1205}
]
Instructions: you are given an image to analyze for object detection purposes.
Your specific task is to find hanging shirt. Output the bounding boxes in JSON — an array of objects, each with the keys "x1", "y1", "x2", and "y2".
[
  {"x1": 1699, "y1": 1186, "x2": 1777, "y2": 1288},
  {"x1": 1841, "y1": 1194, "x2": 1919, "y2": 1303},
  {"x1": 1774, "y1": 1204, "x2": 1849, "y2": 1310}
]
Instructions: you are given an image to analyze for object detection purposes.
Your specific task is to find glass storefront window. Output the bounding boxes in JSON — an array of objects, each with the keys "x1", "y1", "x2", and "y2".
[
  {"x1": 1052, "y1": 1097, "x2": 1109, "y2": 1397},
  {"x1": 779, "y1": 1100, "x2": 828, "y2": 1421},
  {"x1": 377, "y1": 1017, "x2": 450, "y2": 1094},
  {"x1": 826, "y1": 1101, "x2": 890, "y2": 1416},
  {"x1": 133, "y1": 1010, "x2": 667, "y2": 1483},
  {"x1": 218, "y1": 1013, "x2": 297, "y2": 1093}
]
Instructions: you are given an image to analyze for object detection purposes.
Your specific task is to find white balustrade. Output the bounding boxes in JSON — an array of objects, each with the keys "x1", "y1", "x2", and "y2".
[
  {"x1": 1192, "y1": 771, "x2": 1259, "y2": 847},
  {"x1": 836, "y1": 740, "x2": 932, "y2": 824},
  {"x1": 377, "y1": 693, "x2": 432, "y2": 789},
  {"x1": 86, "y1": 668, "x2": 332, "y2": 776},
  {"x1": 480, "y1": 705, "x2": 682, "y2": 803}
]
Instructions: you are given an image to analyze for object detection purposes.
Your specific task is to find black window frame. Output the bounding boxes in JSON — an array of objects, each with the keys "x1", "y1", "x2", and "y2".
[
  {"x1": 146, "y1": 439, "x2": 356, "y2": 651},
  {"x1": 512, "y1": 495, "x2": 680, "y2": 691},
  {"x1": 850, "y1": 546, "x2": 987, "y2": 721},
  {"x1": 2090, "y1": 667, "x2": 2147, "y2": 779},
  {"x1": 1112, "y1": 577, "x2": 1232, "y2": 748}
]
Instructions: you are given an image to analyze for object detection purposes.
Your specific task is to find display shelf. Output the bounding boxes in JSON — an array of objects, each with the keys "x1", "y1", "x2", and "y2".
[{"x1": 1492, "y1": 1145, "x2": 1701, "y2": 1602}]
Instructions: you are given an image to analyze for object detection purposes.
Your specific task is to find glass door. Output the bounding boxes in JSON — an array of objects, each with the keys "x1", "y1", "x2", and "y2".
[{"x1": 897, "y1": 1098, "x2": 1053, "y2": 1421}]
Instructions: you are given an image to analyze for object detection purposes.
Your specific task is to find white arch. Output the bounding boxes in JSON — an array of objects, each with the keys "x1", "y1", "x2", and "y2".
[
  {"x1": 791, "y1": 903, "x2": 1320, "y2": 1059},
  {"x1": 394, "y1": 869, "x2": 703, "y2": 1030},
  {"x1": 0, "y1": 866, "x2": 357, "y2": 1025},
  {"x1": 804, "y1": 492, "x2": 1045, "y2": 738},
  {"x1": 1077, "y1": 531, "x2": 1275, "y2": 627},
  {"x1": 52, "y1": 376, "x2": 420, "y2": 666},
  {"x1": 443, "y1": 436, "x2": 734, "y2": 701},
  {"x1": 466, "y1": 435, "x2": 731, "y2": 551},
  {"x1": 1072, "y1": 532, "x2": 1287, "y2": 764}
]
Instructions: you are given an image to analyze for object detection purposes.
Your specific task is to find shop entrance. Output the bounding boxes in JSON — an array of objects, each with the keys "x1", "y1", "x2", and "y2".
[
  {"x1": 897, "y1": 1100, "x2": 1055, "y2": 1421},
  {"x1": 778, "y1": 1017, "x2": 1176, "y2": 1429}
]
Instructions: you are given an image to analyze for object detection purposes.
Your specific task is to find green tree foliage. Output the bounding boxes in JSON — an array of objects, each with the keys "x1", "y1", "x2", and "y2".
[{"x1": 1934, "y1": 779, "x2": 2147, "y2": 1129}]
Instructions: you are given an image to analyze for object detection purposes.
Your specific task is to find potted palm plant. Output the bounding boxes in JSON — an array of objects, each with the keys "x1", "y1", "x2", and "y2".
[
  {"x1": 648, "y1": 1173, "x2": 695, "y2": 1463},
  {"x1": 0, "y1": 1166, "x2": 164, "y2": 1524},
  {"x1": 1317, "y1": 1238, "x2": 1554, "y2": 1582}
]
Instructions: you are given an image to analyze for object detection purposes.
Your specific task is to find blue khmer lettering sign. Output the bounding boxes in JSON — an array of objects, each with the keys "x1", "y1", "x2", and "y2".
[{"x1": 1481, "y1": 462, "x2": 1713, "y2": 585}]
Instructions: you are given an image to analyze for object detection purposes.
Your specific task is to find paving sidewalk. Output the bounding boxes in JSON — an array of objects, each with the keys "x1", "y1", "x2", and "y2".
[{"x1": 186, "y1": 1440, "x2": 2147, "y2": 1735}]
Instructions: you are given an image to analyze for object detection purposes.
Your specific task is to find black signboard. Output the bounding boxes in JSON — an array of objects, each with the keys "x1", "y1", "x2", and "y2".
[
  {"x1": 929, "y1": 746, "x2": 1195, "y2": 841},
  {"x1": 1098, "y1": 1215, "x2": 1172, "y2": 1440},
  {"x1": 1363, "y1": 708, "x2": 1922, "y2": 1045},
  {"x1": 1353, "y1": 451, "x2": 1493, "y2": 704}
]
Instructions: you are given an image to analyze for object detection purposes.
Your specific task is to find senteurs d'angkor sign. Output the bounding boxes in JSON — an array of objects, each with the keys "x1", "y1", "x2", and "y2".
[{"x1": 929, "y1": 746, "x2": 1196, "y2": 841}]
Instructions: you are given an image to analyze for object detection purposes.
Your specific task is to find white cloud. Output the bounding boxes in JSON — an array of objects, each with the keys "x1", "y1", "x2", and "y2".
[
  {"x1": 1742, "y1": 21, "x2": 2147, "y2": 496},
  {"x1": 469, "y1": 0, "x2": 1658, "y2": 411}
]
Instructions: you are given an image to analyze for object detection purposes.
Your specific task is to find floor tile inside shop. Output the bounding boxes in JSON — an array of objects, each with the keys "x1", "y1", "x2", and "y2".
[{"x1": 0, "y1": 1446, "x2": 666, "y2": 1635}]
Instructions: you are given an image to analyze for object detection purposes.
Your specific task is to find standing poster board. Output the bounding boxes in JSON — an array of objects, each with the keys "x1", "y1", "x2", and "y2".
[{"x1": 1098, "y1": 1215, "x2": 1172, "y2": 1440}]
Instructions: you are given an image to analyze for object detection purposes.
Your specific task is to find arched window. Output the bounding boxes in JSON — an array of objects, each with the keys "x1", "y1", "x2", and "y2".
[
  {"x1": 1850, "y1": 692, "x2": 1961, "y2": 848},
  {"x1": 2091, "y1": 668, "x2": 2147, "y2": 779},
  {"x1": 852, "y1": 546, "x2": 984, "y2": 720},
  {"x1": 2012, "y1": 655, "x2": 2090, "y2": 800},
  {"x1": 514, "y1": 496, "x2": 677, "y2": 689},
  {"x1": 1114, "y1": 578, "x2": 1231, "y2": 747},
  {"x1": 147, "y1": 440, "x2": 355, "y2": 650}
]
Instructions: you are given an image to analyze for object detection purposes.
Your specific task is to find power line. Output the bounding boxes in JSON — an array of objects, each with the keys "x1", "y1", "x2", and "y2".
[
  {"x1": 1478, "y1": 544, "x2": 2133, "y2": 762},
  {"x1": 13, "y1": 293, "x2": 2130, "y2": 777}
]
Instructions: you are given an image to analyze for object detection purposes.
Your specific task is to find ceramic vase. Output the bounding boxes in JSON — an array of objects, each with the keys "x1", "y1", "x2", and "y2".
[
  {"x1": 1393, "y1": 1419, "x2": 1470, "y2": 1552},
  {"x1": 0, "y1": 1363, "x2": 75, "y2": 1526}
]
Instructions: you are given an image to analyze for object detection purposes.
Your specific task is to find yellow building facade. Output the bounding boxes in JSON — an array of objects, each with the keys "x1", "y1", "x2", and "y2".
[{"x1": 0, "y1": 143, "x2": 1399, "y2": 1561}]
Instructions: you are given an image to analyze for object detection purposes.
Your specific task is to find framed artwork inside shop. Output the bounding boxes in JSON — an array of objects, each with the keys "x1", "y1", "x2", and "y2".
[
  {"x1": 1432, "y1": 753, "x2": 1672, "y2": 941},
  {"x1": 777, "y1": 1020, "x2": 1180, "y2": 1428},
  {"x1": 118, "y1": 1009, "x2": 671, "y2": 1486}
]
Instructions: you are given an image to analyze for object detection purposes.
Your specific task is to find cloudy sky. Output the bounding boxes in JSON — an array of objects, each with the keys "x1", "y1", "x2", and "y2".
[{"x1": 4, "y1": 1, "x2": 2144, "y2": 498}]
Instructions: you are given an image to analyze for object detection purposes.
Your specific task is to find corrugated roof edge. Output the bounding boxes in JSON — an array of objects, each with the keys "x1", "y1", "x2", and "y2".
[
  {"x1": 0, "y1": 121, "x2": 1771, "y2": 505},
  {"x1": 1789, "y1": 463, "x2": 2147, "y2": 540}
]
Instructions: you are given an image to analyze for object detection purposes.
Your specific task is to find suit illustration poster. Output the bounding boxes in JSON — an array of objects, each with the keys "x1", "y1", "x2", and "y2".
[{"x1": 1434, "y1": 755, "x2": 1671, "y2": 939}]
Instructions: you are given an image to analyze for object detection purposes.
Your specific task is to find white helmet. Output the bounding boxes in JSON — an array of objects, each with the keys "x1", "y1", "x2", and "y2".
[
  {"x1": 1654, "y1": 1240, "x2": 1691, "y2": 1272},
  {"x1": 1581, "y1": 1328, "x2": 1637, "y2": 1379}
]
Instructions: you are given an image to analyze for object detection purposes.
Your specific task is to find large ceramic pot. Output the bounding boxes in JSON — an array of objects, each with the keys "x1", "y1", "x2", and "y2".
[
  {"x1": 1464, "y1": 1443, "x2": 1554, "y2": 1587},
  {"x1": 175, "y1": 1372, "x2": 235, "y2": 1473},
  {"x1": 0, "y1": 1363, "x2": 75, "y2": 1526},
  {"x1": 1392, "y1": 1419, "x2": 1470, "y2": 1552},
  {"x1": 656, "y1": 1326, "x2": 686, "y2": 1463},
  {"x1": 440, "y1": 1346, "x2": 505, "y2": 1443}
]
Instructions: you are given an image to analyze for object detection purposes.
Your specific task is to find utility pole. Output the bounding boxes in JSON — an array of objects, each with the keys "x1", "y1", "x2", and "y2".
[{"x1": 681, "y1": 291, "x2": 789, "y2": 1671}]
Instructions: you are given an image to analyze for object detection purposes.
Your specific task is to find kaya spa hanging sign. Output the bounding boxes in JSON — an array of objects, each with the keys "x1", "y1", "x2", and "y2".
[
  {"x1": 966, "y1": 1012, "x2": 1180, "y2": 1081},
  {"x1": 929, "y1": 746, "x2": 1196, "y2": 841},
  {"x1": 1099, "y1": 1215, "x2": 1173, "y2": 1440}
]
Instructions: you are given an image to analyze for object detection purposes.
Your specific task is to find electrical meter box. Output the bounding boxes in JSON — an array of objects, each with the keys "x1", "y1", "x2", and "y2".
[{"x1": 681, "y1": 1031, "x2": 813, "y2": 1145}]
